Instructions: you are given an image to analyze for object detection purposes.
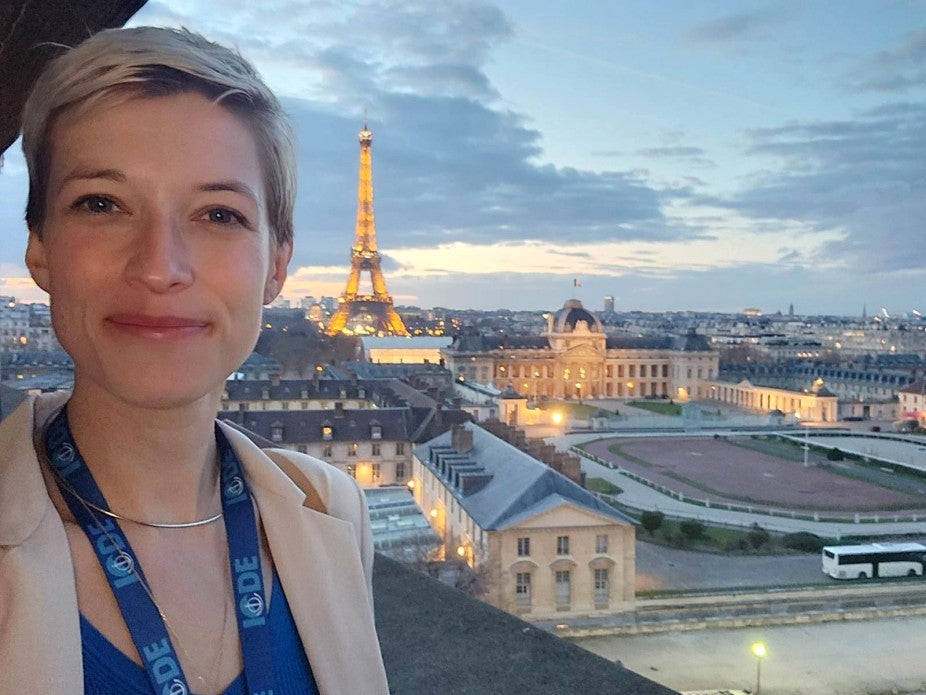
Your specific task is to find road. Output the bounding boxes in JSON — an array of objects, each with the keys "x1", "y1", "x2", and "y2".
[
  {"x1": 575, "y1": 616, "x2": 926, "y2": 695},
  {"x1": 635, "y1": 541, "x2": 826, "y2": 592}
]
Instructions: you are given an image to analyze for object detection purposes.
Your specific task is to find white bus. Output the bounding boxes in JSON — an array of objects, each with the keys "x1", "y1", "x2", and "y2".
[{"x1": 822, "y1": 542, "x2": 926, "y2": 579}]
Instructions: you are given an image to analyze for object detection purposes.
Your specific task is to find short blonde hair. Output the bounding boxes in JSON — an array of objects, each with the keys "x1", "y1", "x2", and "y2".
[{"x1": 22, "y1": 26, "x2": 296, "y2": 245}]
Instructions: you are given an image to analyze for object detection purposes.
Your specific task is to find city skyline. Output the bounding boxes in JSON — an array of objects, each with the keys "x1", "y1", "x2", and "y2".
[{"x1": 0, "y1": 1, "x2": 924, "y2": 316}]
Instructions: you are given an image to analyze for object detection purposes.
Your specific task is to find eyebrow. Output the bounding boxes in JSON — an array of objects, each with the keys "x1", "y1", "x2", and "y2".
[
  {"x1": 198, "y1": 181, "x2": 260, "y2": 205},
  {"x1": 55, "y1": 170, "x2": 260, "y2": 205},
  {"x1": 57, "y1": 168, "x2": 126, "y2": 195}
]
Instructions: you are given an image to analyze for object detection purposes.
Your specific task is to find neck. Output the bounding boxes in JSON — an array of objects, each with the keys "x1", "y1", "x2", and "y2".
[{"x1": 64, "y1": 378, "x2": 224, "y2": 523}]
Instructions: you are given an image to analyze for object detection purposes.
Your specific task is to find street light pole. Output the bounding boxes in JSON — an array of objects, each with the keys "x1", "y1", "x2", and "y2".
[
  {"x1": 751, "y1": 642, "x2": 766, "y2": 694},
  {"x1": 803, "y1": 424, "x2": 810, "y2": 467}
]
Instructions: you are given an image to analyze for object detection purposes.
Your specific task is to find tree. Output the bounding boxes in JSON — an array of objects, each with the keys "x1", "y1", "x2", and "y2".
[
  {"x1": 747, "y1": 523, "x2": 771, "y2": 550},
  {"x1": 679, "y1": 519, "x2": 705, "y2": 542},
  {"x1": 640, "y1": 510, "x2": 665, "y2": 536}
]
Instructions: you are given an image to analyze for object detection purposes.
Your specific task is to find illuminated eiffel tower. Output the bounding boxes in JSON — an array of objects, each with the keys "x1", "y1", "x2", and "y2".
[{"x1": 326, "y1": 123, "x2": 409, "y2": 336}]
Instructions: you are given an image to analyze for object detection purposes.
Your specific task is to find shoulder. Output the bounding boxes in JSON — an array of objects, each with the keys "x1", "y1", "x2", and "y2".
[{"x1": 261, "y1": 447, "x2": 368, "y2": 523}]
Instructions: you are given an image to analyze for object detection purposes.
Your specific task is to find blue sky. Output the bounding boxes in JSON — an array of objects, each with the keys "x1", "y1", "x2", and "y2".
[{"x1": 1, "y1": 0, "x2": 925, "y2": 315}]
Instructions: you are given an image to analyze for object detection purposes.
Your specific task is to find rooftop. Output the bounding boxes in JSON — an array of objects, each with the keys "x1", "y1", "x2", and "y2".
[{"x1": 415, "y1": 422, "x2": 636, "y2": 530}]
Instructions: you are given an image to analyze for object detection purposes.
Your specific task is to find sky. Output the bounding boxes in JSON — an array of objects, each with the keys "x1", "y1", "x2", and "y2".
[{"x1": 1, "y1": 0, "x2": 925, "y2": 316}]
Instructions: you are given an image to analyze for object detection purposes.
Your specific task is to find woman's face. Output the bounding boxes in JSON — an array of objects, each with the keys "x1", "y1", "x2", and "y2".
[{"x1": 26, "y1": 91, "x2": 292, "y2": 410}]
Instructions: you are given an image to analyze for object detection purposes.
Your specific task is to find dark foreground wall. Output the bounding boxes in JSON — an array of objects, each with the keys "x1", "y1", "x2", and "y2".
[
  {"x1": 0, "y1": 0, "x2": 148, "y2": 156},
  {"x1": 373, "y1": 555, "x2": 677, "y2": 695}
]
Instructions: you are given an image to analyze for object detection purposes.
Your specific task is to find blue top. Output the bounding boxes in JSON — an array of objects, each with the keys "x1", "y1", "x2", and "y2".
[{"x1": 80, "y1": 571, "x2": 319, "y2": 695}]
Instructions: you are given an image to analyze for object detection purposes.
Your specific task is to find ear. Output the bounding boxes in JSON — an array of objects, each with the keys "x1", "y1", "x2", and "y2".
[
  {"x1": 25, "y1": 231, "x2": 52, "y2": 293},
  {"x1": 263, "y1": 239, "x2": 293, "y2": 305}
]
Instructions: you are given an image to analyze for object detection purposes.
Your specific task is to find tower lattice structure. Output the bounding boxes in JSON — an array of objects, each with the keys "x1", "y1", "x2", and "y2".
[{"x1": 326, "y1": 124, "x2": 409, "y2": 336}]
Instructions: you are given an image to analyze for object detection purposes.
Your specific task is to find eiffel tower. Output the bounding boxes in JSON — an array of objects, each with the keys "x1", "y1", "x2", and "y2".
[{"x1": 326, "y1": 123, "x2": 409, "y2": 336}]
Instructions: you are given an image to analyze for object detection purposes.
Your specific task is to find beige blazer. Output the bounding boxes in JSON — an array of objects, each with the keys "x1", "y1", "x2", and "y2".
[{"x1": 0, "y1": 392, "x2": 389, "y2": 694}]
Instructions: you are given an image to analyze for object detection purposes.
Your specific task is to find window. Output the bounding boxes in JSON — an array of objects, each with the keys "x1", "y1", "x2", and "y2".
[
  {"x1": 322, "y1": 444, "x2": 332, "y2": 458},
  {"x1": 395, "y1": 442, "x2": 405, "y2": 455},
  {"x1": 281, "y1": 401, "x2": 289, "y2": 410},
  {"x1": 640, "y1": 365, "x2": 647, "y2": 377},
  {"x1": 595, "y1": 534, "x2": 608, "y2": 554},
  {"x1": 556, "y1": 535, "x2": 570, "y2": 555},
  {"x1": 594, "y1": 568, "x2": 609, "y2": 604},
  {"x1": 348, "y1": 443, "x2": 358, "y2": 457},
  {"x1": 322, "y1": 425, "x2": 333, "y2": 440},
  {"x1": 515, "y1": 573, "x2": 531, "y2": 606},
  {"x1": 270, "y1": 425, "x2": 283, "y2": 442},
  {"x1": 371, "y1": 424, "x2": 382, "y2": 440},
  {"x1": 346, "y1": 464, "x2": 356, "y2": 478},
  {"x1": 517, "y1": 537, "x2": 531, "y2": 557},
  {"x1": 372, "y1": 463, "x2": 381, "y2": 482},
  {"x1": 555, "y1": 570, "x2": 571, "y2": 607},
  {"x1": 372, "y1": 443, "x2": 381, "y2": 456},
  {"x1": 395, "y1": 462, "x2": 406, "y2": 480},
  {"x1": 629, "y1": 365, "x2": 636, "y2": 378}
]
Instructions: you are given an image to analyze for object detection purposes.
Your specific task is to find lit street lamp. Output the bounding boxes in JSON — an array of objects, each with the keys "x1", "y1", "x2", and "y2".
[{"x1": 751, "y1": 642, "x2": 767, "y2": 694}]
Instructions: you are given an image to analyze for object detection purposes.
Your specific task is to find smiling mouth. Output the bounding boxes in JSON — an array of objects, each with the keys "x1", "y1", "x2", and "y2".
[{"x1": 106, "y1": 314, "x2": 210, "y2": 337}]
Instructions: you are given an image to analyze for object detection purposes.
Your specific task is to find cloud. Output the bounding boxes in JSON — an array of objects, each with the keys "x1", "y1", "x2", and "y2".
[
  {"x1": 685, "y1": 8, "x2": 789, "y2": 44},
  {"x1": 854, "y1": 28, "x2": 926, "y2": 93},
  {"x1": 711, "y1": 101, "x2": 926, "y2": 274}
]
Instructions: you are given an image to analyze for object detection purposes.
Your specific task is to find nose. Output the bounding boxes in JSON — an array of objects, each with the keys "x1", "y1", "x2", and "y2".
[{"x1": 123, "y1": 214, "x2": 194, "y2": 292}]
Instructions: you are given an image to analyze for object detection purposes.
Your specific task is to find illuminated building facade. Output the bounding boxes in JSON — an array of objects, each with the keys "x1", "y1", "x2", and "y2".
[
  {"x1": 326, "y1": 124, "x2": 408, "y2": 337},
  {"x1": 411, "y1": 423, "x2": 635, "y2": 617},
  {"x1": 442, "y1": 299, "x2": 718, "y2": 401}
]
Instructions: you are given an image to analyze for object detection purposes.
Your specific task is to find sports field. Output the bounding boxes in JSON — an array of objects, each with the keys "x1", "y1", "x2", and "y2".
[{"x1": 583, "y1": 436, "x2": 926, "y2": 512}]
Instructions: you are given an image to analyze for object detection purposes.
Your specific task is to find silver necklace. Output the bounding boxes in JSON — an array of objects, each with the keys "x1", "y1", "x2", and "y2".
[{"x1": 45, "y1": 455, "x2": 224, "y2": 529}]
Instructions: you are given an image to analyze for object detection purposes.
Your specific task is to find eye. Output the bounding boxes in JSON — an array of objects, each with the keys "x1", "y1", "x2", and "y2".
[
  {"x1": 73, "y1": 195, "x2": 119, "y2": 214},
  {"x1": 205, "y1": 207, "x2": 247, "y2": 226}
]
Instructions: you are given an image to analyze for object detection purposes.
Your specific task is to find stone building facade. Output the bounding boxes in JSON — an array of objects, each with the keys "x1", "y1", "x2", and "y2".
[
  {"x1": 441, "y1": 299, "x2": 718, "y2": 402},
  {"x1": 412, "y1": 423, "x2": 636, "y2": 618}
]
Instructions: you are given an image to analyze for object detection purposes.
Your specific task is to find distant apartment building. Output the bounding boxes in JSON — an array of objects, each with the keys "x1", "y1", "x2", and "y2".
[
  {"x1": 898, "y1": 379, "x2": 926, "y2": 427},
  {"x1": 0, "y1": 299, "x2": 60, "y2": 352},
  {"x1": 220, "y1": 377, "x2": 469, "y2": 486},
  {"x1": 442, "y1": 299, "x2": 718, "y2": 402},
  {"x1": 411, "y1": 423, "x2": 636, "y2": 617},
  {"x1": 223, "y1": 406, "x2": 415, "y2": 486}
]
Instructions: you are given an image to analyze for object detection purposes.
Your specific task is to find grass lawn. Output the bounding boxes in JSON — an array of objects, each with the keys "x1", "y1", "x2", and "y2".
[
  {"x1": 586, "y1": 477, "x2": 623, "y2": 495},
  {"x1": 628, "y1": 400, "x2": 682, "y2": 416},
  {"x1": 537, "y1": 400, "x2": 600, "y2": 418}
]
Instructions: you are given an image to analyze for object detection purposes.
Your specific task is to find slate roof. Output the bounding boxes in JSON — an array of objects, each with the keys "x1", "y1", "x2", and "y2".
[
  {"x1": 220, "y1": 404, "x2": 471, "y2": 445},
  {"x1": 223, "y1": 408, "x2": 412, "y2": 443},
  {"x1": 361, "y1": 336, "x2": 453, "y2": 350},
  {"x1": 224, "y1": 378, "x2": 375, "y2": 401},
  {"x1": 900, "y1": 378, "x2": 926, "y2": 395},
  {"x1": 415, "y1": 423, "x2": 636, "y2": 531}
]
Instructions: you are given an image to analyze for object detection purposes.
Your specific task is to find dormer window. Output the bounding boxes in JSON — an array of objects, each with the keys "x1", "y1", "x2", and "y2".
[
  {"x1": 322, "y1": 424, "x2": 333, "y2": 440},
  {"x1": 261, "y1": 387, "x2": 270, "y2": 399},
  {"x1": 371, "y1": 423, "x2": 382, "y2": 440},
  {"x1": 270, "y1": 423, "x2": 284, "y2": 443},
  {"x1": 359, "y1": 387, "x2": 366, "y2": 399}
]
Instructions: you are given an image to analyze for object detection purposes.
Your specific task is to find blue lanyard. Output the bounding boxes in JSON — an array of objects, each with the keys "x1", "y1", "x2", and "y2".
[{"x1": 45, "y1": 406, "x2": 277, "y2": 695}]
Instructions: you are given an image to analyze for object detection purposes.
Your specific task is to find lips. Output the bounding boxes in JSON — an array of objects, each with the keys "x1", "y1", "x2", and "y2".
[{"x1": 105, "y1": 313, "x2": 211, "y2": 339}]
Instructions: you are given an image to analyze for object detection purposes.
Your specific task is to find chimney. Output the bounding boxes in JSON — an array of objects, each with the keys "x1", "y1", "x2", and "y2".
[
  {"x1": 434, "y1": 403, "x2": 443, "y2": 430},
  {"x1": 451, "y1": 424, "x2": 473, "y2": 453}
]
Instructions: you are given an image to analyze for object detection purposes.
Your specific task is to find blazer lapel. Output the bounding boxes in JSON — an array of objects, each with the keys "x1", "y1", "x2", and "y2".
[{"x1": 222, "y1": 426, "x2": 388, "y2": 694}]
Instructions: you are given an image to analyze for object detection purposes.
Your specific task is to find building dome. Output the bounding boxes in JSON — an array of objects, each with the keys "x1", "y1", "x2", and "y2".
[{"x1": 551, "y1": 299, "x2": 604, "y2": 334}]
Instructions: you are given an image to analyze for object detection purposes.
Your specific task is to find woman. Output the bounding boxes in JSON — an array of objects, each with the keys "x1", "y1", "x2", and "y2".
[{"x1": 0, "y1": 27, "x2": 389, "y2": 694}]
